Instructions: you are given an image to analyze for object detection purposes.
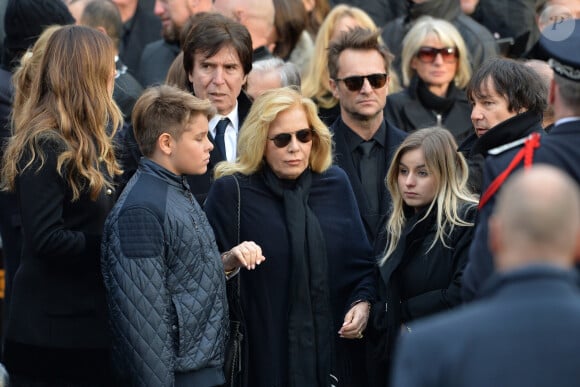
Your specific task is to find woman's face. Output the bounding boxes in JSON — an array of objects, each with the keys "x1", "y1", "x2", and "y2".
[
  {"x1": 397, "y1": 147, "x2": 437, "y2": 211},
  {"x1": 411, "y1": 34, "x2": 458, "y2": 91},
  {"x1": 264, "y1": 105, "x2": 313, "y2": 180}
]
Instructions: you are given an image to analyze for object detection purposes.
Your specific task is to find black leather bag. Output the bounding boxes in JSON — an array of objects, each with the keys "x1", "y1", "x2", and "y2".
[{"x1": 223, "y1": 175, "x2": 246, "y2": 387}]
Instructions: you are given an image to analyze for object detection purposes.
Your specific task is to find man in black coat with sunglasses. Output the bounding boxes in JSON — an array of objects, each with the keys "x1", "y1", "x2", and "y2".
[{"x1": 328, "y1": 28, "x2": 407, "y2": 246}]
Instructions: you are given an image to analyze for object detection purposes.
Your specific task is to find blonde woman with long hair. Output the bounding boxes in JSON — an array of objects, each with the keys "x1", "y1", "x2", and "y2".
[
  {"x1": 1, "y1": 25, "x2": 121, "y2": 385},
  {"x1": 367, "y1": 127, "x2": 478, "y2": 387},
  {"x1": 206, "y1": 87, "x2": 376, "y2": 386}
]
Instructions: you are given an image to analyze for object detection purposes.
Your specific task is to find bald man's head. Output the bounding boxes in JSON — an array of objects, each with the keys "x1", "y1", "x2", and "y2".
[{"x1": 490, "y1": 165, "x2": 580, "y2": 271}]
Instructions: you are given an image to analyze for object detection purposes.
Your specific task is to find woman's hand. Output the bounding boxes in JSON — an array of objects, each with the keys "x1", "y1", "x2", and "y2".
[
  {"x1": 338, "y1": 301, "x2": 370, "y2": 339},
  {"x1": 222, "y1": 241, "x2": 266, "y2": 271}
]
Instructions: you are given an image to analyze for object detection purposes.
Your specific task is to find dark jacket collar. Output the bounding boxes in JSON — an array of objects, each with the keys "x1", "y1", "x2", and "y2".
[
  {"x1": 480, "y1": 264, "x2": 579, "y2": 299},
  {"x1": 139, "y1": 157, "x2": 189, "y2": 190},
  {"x1": 471, "y1": 110, "x2": 544, "y2": 156}
]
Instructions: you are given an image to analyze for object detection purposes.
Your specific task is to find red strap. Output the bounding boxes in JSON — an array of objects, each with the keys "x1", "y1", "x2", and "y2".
[{"x1": 478, "y1": 133, "x2": 541, "y2": 210}]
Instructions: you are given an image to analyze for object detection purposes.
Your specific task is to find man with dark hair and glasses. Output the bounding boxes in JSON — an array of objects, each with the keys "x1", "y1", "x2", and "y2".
[{"x1": 328, "y1": 27, "x2": 407, "y2": 245}]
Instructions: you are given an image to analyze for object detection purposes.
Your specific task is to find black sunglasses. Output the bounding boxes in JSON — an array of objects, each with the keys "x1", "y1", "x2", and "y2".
[
  {"x1": 268, "y1": 129, "x2": 314, "y2": 148},
  {"x1": 334, "y1": 73, "x2": 388, "y2": 91},
  {"x1": 416, "y1": 46, "x2": 459, "y2": 63}
]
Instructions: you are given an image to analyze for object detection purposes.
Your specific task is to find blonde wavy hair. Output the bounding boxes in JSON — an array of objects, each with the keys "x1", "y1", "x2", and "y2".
[
  {"x1": 1, "y1": 25, "x2": 122, "y2": 201},
  {"x1": 380, "y1": 127, "x2": 478, "y2": 265},
  {"x1": 401, "y1": 16, "x2": 472, "y2": 89},
  {"x1": 214, "y1": 86, "x2": 332, "y2": 178},
  {"x1": 302, "y1": 5, "x2": 383, "y2": 109}
]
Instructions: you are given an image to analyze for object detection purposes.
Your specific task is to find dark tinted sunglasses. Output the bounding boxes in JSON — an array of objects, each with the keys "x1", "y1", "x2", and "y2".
[
  {"x1": 416, "y1": 46, "x2": 458, "y2": 63},
  {"x1": 334, "y1": 73, "x2": 388, "y2": 91},
  {"x1": 268, "y1": 129, "x2": 314, "y2": 148}
]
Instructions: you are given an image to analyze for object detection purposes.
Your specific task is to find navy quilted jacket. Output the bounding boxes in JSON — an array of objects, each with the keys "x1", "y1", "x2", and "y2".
[{"x1": 101, "y1": 158, "x2": 228, "y2": 386}]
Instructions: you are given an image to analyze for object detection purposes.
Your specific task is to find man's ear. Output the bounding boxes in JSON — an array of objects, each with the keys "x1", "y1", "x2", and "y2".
[
  {"x1": 548, "y1": 78, "x2": 557, "y2": 106},
  {"x1": 158, "y1": 133, "x2": 173, "y2": 156},
  {"x1": 329, "y1": 78, "x2": 339, "y2": 99}
]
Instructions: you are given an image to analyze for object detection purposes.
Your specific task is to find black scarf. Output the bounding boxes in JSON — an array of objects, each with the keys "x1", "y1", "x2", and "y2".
[
  {"x1": 416, "y1": 77, "x2": 456, "y2": 115},
  {"x1": 262, "y1": 164, "x2": 333, "y2": 387}
]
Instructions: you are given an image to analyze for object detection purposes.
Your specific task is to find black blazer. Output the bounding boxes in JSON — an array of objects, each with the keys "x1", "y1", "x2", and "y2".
[
  {"x1": 186, "y1": 91, "x2": 253, "y2": 204},
  {"x1": 330, "y1": 117, "x2": 406, "y2": 244}
]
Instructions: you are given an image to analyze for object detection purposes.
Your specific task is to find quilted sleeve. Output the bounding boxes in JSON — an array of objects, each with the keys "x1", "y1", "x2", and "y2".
[{"x1": 102, "y1": 206, "x2": 174, "y2": 387}]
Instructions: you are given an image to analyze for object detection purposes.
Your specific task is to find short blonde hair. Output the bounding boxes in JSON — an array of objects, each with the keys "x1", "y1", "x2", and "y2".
[
  {"x1": 214, "y1": 87, "x2": 332, "y2": 178},
  {"x1": 401, "y1": 16, "x2": 471, "y2": 89}
]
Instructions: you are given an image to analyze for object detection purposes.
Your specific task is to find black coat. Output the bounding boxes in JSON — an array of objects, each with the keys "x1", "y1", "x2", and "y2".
[
  {"x1": 458, "y1": 110, "x2": 544, "y2": 194},
  {"x1": 3, "y1": 138, "x2": 116, "y2": 381},
  {"x1": 381, "y1": 0, "x2": 498, "y2": 82},
  {"x1": 385, "y1": 76, "x2": 472, "y2": 141},
  {"x1": 137, "y1": 39, "x2": 180, "y2": 88},
  {"x1": 330, "y1": 117, "x2": 407, "y2": 244},
  {"x1": 393, "y1": 266, "x2": 580, "y2": 387},
  {"x1": 118, "y1": 3, "x2": 161, "y2": 76},
  {"x1": 367, "y1": 205, "x2": 476, "y2": 387},
  {"x1": 463, "y1": 119, "x2": 580, "y2": 301},
  {"x1": 205, "y1": 167, "x2": 376, "y2": 387},
  {"x1": 113, "y1": 58, "x2": 143, "y2": 122}
]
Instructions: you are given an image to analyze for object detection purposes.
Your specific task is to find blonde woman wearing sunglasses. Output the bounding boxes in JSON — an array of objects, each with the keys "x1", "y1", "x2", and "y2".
[
  {"x1": 385, "y1": 16, "x2": 473, "y2": 142},
  {"x1": 205, "y1": 87, "x2": 376, "y2": 387}
]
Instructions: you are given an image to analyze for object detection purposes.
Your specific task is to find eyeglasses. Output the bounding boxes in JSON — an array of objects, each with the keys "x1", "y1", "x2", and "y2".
[
  {"x1": 334, "y1": 73, "x2": 388, "y2": 91},
  {"x1": 416, "y1": 46, "x2": 459, "y2": 63},
  {"x1": 268, "y1": 129, "x2": 314, "y2": 148}
]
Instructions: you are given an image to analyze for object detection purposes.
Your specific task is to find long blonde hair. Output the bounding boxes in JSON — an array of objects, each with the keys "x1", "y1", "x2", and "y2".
[
  {"x1": 1, "y1": 25, "x2": 122, "y2": 201},
  {"x1": 214, "y1": 86, "x2": 332, "y2": 178},
  {"x1": 380, "y1": 127, "x2": 478, "y2": 265}
]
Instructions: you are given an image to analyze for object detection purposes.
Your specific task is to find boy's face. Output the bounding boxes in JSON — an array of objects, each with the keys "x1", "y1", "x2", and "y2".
[{"x1": 168, "y1": 113, "x2": 214, "y2": 175}]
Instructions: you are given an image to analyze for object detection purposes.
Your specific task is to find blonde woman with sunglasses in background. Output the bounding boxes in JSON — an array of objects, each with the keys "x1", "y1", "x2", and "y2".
[
  {"x1": 205, "y1": 87, "x2": 376, "y2": 387},
  {"x1": 385, "y1": 16, "x2": 473, "y2": 142}
]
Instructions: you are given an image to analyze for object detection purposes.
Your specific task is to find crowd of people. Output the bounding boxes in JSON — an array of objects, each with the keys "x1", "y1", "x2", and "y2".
[{"x1": 0, "y1": 0, "x2": 579, "y2": 386}]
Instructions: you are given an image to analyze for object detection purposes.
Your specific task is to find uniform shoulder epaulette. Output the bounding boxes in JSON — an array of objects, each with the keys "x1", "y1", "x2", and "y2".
[{"x1": 487, "y1": 136, "x2": 528, "y2": 156}]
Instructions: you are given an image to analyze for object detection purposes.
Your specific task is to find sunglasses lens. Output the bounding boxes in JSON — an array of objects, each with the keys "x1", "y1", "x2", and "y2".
[
  {"x1": 272, "y1": 133, "x2": 292, "y2": 148},
  {"x1": 417, "y1": 47, "x2": 437, "y2": 62},
  {"x1": 368, "y1": 74, "x2": 387, "y2": 88},
  {"x1": 343, "y1": 77, "x2": 364, "y2": 91},
  {"x1": 440, "y1": 48, "x2": 458, "y2": 62},
  {"x1": 271, "y1": 130, "x2": 313, "y2": 148},
  {"x1": 417, "y1": 47, "x2": 458, "y2": 63},
  {"x1": 296, "y1": 129, "x2": 313, "y2": 143}
]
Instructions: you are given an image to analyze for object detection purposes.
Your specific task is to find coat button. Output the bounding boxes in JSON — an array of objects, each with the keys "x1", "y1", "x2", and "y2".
[{"x1": 106, "y1": 188, "x2": 113, "y2": 195}]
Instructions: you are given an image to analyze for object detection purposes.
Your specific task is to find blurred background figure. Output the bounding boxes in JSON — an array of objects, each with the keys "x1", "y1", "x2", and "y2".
[
  {"x1": 330, "y1": 0, "x2": 405, "y2": 28},
  {"x1": 525, "y1": 58, "x2": 555, "y2": 131},
  {"x1": 270, "y1": 0, "x2": 313, "y2": 74},
  {"x1": 1, "y1": 25, "x2": 122, "y2": 385},
  {"x1": 391, "y1": 165, "x2": 580, "y2": 387},
  {"x1": 70, "y1": 0, "x2": 143, "y2": 122},
  {"x1": 111, "y1": 0, "x2": 160, "y2": 75},
  {"x1": 213, "y1": 0, "x2": 276, "y2": 62},
  {"x1": 138, "y1": 0, "x2": 212, "y2": 87},
  {"x1": 246, "y1": 57, "x2": 301, "y2": 101},
  {"x1": 381, "y1": 0, "x2": 498, "y2": 83},
  {"x1": 303, "y1": 0, "x2": 331, "y2": 39},
  {"x1": 368, "y1": 127, "x2": 478, "y2": 387},
  {"x1": 385, "y1": 16, "x2": 472, "y2": 141}
]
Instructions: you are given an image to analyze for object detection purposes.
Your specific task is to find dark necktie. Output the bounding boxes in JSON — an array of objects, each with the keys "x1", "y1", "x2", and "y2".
[
  {"x1": 358, "y1": 140, "x2": 379, "y2": 215},
  {"x1": 215, "y1": 118, "x2": 230, "y2": 160}
]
